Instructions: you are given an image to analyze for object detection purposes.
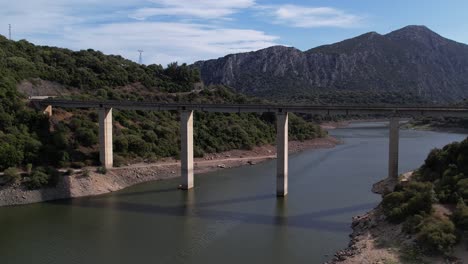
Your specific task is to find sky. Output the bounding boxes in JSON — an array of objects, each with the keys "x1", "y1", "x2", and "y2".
[{"x1": 1, "y1": 0, "x2": 468, "y2": 66}]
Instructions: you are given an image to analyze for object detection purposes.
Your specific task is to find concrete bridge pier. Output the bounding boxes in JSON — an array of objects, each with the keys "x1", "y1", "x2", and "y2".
[
  {"x1": 277, "y1": 112, "x2": 289, "y2": 197},
  {"x1": 388, "y1": 116, "x2": 399, "y2": 179},
  {"x1": 99, "y1": 108, "x2": 113, "y2": 168},
  {"x1": 180, "y1": 110, "x2": 194, "y2": 190}
]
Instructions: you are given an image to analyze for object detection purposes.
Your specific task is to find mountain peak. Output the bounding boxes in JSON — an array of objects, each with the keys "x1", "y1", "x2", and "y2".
[{"x1": 385, "y1": 25, "x2": 444, "y2": 42}]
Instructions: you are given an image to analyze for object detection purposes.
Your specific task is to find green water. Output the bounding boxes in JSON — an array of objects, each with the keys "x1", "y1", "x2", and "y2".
[{"x1": 0, "y1": 122, "x2": 466, "y2": 264}]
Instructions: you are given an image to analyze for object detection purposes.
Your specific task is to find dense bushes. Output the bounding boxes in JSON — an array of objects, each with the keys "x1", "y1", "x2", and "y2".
[
  {"x1": 382, "y1": 137, "x2": 468, "y2": 255},
  {"x1": 453, "y1": 200, "x2": 468, "y2": 231},
  {"x1": 3, "y1": 167, "x2": 20, "y2": 183},
  {"x1": 416, "y1": 139, "x2": 468, "y2": 203},
  {"x1": 382, "y1": 181, "x2": 434, "y2": 223},
  {"x1": 416, "y1": 216, "x2": 457, "y2": 254},
  {"x1": 25, "y1": 167, "x2": 60, "y2": 189}
]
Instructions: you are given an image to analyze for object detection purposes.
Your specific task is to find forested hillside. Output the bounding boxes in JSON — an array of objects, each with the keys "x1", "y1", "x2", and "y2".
[{"x1": 0, "y1": 35, "x2": 325, "y2": 188}]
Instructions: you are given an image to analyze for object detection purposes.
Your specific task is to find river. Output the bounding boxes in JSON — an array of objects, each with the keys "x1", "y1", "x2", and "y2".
[{"x1": 0, "y1": 122, "x2": 466, "y2": 264}]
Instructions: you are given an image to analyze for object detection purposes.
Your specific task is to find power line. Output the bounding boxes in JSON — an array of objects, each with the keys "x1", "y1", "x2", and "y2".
[{"x1": 138, "y1": 50, "x2": 144, "y2": 64}]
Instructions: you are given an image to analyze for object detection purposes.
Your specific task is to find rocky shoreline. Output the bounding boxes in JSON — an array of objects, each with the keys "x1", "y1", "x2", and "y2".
[
  {"x1": 0, "y1": 136, "x2": 340, "y2": 207},
  {"x1": 327, "y1": 176, "x2": 401, "y2": 264}
]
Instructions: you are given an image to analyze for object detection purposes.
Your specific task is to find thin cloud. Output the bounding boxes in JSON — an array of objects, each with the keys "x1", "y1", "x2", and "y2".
[
  {"x1": 0, "y1": 0, "x2": 276, "y2": 65},
  {"x1": 0, "y1": 0, "x2": 362, "y2": 67},
  {"x1": 60, "y1": 22, "x2": 279, "y2": 65},
  {"x1": 262, "y1": 4, "x2": 363, "y2": 28},
  {"x1": 129, "y1": 0, "x2": 256, "y2": 20}
]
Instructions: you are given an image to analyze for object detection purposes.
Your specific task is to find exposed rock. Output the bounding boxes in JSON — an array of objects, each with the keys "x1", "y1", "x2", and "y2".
[{"x1": 195, "y1": 25, "x2": 468, "y2": 104}]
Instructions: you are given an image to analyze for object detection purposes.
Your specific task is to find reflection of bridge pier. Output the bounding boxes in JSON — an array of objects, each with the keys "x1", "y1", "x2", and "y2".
[
  {"x1": 32, "y1": 99, "x2": 468, "y2": 196},
  {"x1": 388, "y1": 116, "x2": 399, "y2": 179}
]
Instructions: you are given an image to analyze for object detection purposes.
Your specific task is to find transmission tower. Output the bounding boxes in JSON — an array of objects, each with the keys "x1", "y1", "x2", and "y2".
[
  {"x1": 138, "y1": 50, "x2": 144, "y2": 64},
  {"x1": 8, "y1": 24, "x2": 11, "y2": 40}
]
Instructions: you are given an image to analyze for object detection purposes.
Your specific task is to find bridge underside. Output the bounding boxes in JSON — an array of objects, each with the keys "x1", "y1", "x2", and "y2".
[{"x1": 31, "y1": 99, "x2": 468, "y2": 196}]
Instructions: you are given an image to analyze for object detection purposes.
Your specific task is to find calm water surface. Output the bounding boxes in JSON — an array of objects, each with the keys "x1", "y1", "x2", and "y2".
[{"x1": 0, "y1": 122, "x2": 466, "y2": 264}]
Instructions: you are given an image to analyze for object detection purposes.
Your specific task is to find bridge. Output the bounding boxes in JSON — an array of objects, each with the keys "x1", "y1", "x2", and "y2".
[{"x1": 31, "y1": 98, "x2": 468, "y2": 197}]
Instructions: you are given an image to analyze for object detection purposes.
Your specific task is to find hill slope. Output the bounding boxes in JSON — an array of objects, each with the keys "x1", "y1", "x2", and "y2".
[
  {"x1": 195, "y1": 25, "x2": 468, "y2": 104},
  {"x1": 0, "y1": 36, "x2": 324, "y2": 188}
]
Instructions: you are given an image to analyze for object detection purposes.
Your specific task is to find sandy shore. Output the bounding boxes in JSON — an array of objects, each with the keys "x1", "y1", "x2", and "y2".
[{"x1": 0, "y1": 136, "x2": 340, "y2": 207}]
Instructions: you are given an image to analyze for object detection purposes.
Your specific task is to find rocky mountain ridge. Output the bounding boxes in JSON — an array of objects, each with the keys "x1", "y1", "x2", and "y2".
[{"x1": 195, "y1": 26, "x2": 468, "y2": 103}]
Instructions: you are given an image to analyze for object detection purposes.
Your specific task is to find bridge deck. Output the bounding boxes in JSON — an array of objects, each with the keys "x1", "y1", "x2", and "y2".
[{"x1": 31, "y1": 99, "x2": 468, "y2": 117}]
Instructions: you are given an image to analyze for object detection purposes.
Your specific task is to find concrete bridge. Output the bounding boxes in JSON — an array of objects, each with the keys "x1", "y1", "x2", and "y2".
[{"x1": 31, "y1": 99, "x2": 468, "y2": 197}]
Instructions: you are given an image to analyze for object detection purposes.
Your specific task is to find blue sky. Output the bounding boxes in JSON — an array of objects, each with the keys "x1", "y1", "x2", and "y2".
[{"x1": 1, "y1": 0, "x2": 467, "y2": 65}]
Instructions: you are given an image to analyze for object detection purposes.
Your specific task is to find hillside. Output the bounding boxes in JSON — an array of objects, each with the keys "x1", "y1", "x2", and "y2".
[
  {"x1": 378, "y1": 138, "x2": 468, "y2": 260},
  {"x1": 195, "y1": 25, "x2": 468, "y2": 104},
  {"x1": 0, "y1": 36, "x2": 325, "y2": 188}
]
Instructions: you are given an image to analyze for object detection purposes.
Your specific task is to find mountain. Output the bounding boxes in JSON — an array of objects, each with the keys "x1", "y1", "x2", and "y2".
[{"x1": 194, "y1": 26, "x2": 468, "y2": 104}]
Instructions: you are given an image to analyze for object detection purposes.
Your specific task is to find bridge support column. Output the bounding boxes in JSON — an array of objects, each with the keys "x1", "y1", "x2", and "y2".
[
  {"x1": 44, "y1": 105, "x2": 52, "y2": 117},
  {"x1": 99, "y1": 108, "x2": 113, "y2": 168},
  {"x1": 388, "y1": 116, "x2": 399, "y2": 179},
  {"x1": 277, "y1": 112, "x2": 288, "y2": 197},
  {"x1": 180, "y1": 110, "x2": 194, "y2": 190}
]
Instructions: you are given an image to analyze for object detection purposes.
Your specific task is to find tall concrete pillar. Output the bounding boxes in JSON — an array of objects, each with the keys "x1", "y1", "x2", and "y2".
[
  {"x1": 277, "y1": 112, "x2": 288, "y2": 197},
  {"x1": 99, "y1": 108, "x2": 113, "y2": 168},
  {"x1": 388, "y1": 116, "x2": 399, "y2": 179},
  {"x1": 180, "y1": 110, "x2": 194, "y2": 190},
  {"x1": 44, "y1": 105, "x2": 52, "y2": 117}
]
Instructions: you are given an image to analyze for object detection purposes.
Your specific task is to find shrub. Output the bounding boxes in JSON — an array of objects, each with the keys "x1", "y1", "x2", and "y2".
[
  {"x1": 456, "y1": 178, "x2": 468, "y2": 202},
  {"x1": 82, "y1": 168, "x2": 90, "y2": 177},
  {"x1": 27, "y1": 170, "x2": 49, "y2": 189},
  {"x1": 75, "y1": 127, "x2": 98, "y2": 147},
  {"x1": 3, "y1": 167, "x2": 20, "y2": 183},
  {"x1": 403, "y1": 213, "x2": 426, "y2": 234},
  {"x1": 45, "y1": 167, "x2": 61, "y2": 186},
  {"x1": 127, "y1": 135, "x2": 150, "y2": 156},
  {"x1": 26, "y1": 163, "x2": 32, "y2": 175},
  {"x1": 382, "y1": 181, "x2": 434, "y2": 223},
  {"x1": 113, "y1": 155, "x2": 126, "y2": 167},
  {"x1": 382, "y1": 192, "x2": 407, "y2": 222},
  {"x1": 71, "y1": 162, "x2": 86, "y2": 169},
  {"x1": 453, "y1": 200, "x2": 468, "y2": 231},
  {"x1": 417, "y1": 216, "x2": 457, "y2": 254},
  {"x1": 96, "y1": 167, "x2": 107, "y2": 174},
  {"x1": 114, "y1": 135, "x2": 129, "y2": 153}
]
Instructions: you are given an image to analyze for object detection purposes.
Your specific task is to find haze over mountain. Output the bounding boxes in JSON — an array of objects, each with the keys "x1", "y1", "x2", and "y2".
[{"x1": 195, "y1": 26, "x2": 468, "y2": 104}]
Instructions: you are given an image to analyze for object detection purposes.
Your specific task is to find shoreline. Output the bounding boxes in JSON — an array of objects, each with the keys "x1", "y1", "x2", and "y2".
[
  {"x1": 328, "y1": 172, "x2": 466, "y2": 264},
  {"x1": 326, "y1": 175, "x2": 404, "y2": 264},
  {"x1": 0, "y1": 136, "x2": 340, "y2": 207}
]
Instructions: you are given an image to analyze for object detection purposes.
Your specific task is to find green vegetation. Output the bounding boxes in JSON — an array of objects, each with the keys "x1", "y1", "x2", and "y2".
[
  {"x1": 96, "y1": 167, "x2": 107, "y2": 175},
  {"x1": 382, "y1": 181, "x2": 434, "y2": 223},
  {"x1": 3, "y1": 167, "x2": 20, "y2": 183},
  {"x1": 382, "y1": 137, "x2": 468, "y2": 255},
  {"x1": 0, "y1": 36, "x2": 326, "y2": 188},
  {"x1": 416, "y1": 216, "x2": 457, "y2": 254}
]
